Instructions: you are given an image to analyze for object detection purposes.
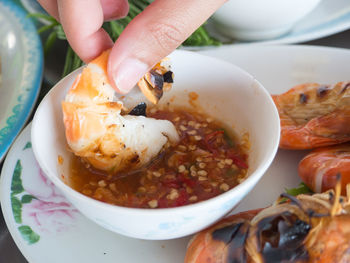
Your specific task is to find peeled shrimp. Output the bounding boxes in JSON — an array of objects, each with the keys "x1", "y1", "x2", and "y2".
[
  {"x1": 272, "y1": 81, "x2": 350, "y2": 149},
  {"x1": 185, "y1": 183, "x2": 350, "y2": 263},
  {"x1": 299, "y1": 143, "x2": 350, "y2": 195},
  {"x1": 62, "y1": 49, "x2": 179, "y2": 173}
]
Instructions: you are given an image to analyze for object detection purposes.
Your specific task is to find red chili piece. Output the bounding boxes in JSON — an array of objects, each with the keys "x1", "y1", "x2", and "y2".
[{"x1": 228, "y1": 152, "x2": 248, "y2": 169}]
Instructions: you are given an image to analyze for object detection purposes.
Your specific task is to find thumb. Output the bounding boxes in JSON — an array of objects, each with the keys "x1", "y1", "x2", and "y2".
[{"x1": 107, "y1": 0, "x2": 225, "y2": 94}]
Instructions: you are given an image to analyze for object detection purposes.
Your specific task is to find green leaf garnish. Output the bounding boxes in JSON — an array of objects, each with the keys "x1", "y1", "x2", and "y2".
[
  {"x1": 44, "y1": 31, "x2": 57, "y2": 55},
  {"x1": 285, "y1": 182, "x2": 313, "y2": 196}
]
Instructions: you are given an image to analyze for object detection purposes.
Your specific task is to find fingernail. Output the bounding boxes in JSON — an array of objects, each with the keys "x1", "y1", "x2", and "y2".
[{"x1": 113, "y1": 58, "x2": 149, "y2": 94}]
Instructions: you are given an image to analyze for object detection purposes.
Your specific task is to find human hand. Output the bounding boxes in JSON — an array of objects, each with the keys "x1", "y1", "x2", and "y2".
[{"x1": 37, "y1": 0, "x2": 225, "y2": 93}]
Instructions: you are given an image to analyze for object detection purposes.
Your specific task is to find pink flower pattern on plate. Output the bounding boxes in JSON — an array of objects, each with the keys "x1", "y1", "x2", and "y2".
[{"x1": 21, "y1": 163, "x2": 78, "y2": 234}]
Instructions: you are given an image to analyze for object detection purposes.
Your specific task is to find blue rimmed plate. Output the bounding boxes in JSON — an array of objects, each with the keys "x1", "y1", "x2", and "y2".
[{"x1": 0, "y1": 0, "x2": 43, "y2": 162}]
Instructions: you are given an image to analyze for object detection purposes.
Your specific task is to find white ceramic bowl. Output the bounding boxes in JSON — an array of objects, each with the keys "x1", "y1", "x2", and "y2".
[
  {"x1": 212, "y1": 0, "x2": 322, "y2": 41},
  {"x1": 31, "y1": 50, "x2": 280, "y2": 240}
]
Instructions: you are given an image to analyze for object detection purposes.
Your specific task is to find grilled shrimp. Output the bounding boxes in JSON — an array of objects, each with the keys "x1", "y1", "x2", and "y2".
[
  {"x1": 62, "y1": 49, "x2": 179, "y2": 173},
  {"x1": 185, "y1": 209, "x2": 260, "y2": 263},
  {"x1": 272, "y1": 81, "x2": 350, "y2": 149},
  {"x1": 185, "y1": 180, "x2": 350, "y2": 263},
  {"x1": 299, "y1": 143, "x2": 350, "y2": 195}
]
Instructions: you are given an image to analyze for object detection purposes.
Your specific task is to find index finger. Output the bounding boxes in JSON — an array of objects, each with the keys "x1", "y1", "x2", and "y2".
[
  {"x1": 107, "y1": 0, "x2": 226, "y2": 93},
  {"x1": 37, "y1": 0, "x2": 129, "y2": 23},
  {"x1": 57, "y1": 0, "x2": 114, "y2": 62}
]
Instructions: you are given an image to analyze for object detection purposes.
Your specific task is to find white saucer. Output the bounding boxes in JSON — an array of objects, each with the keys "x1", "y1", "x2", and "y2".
[{"x1": 203, "y1": 0, "x2": 350, "y2": 46}]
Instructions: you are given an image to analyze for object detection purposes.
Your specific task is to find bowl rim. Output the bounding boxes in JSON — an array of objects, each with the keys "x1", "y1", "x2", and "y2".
[{"x1": 31, "y1": 49, "x2": 280, "y2": 215}]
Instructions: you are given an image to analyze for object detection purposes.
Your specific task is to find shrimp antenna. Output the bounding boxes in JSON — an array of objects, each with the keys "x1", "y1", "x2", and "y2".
[
  {"x1": 330, "y1": 173, "x2": 341, "y2": 217},
  {"x1": 280, "y1": 193, "x2": 328, "y2": 220},
  {"x1": 280, "y1": 193, "x2": 303, "y2": 209}
]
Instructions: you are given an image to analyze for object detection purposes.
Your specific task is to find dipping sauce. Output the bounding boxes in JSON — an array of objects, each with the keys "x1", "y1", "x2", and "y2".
[{"x1": 67, "y1": 108, "x2": 249, "y2": 208}]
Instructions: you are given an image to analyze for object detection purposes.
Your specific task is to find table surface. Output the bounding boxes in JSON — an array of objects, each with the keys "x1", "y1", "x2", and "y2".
[{"x1": 1, "y1": 27, "x2": 350, "y2": 263}]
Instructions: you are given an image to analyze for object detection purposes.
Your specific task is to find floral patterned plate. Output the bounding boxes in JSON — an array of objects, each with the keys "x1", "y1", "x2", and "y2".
[
  {"x1": 0, "y1": 124, "x2": 190, "y2": 263},
  {"x1": 3, "y1": 45, "x2": 348, "y2": 262}
]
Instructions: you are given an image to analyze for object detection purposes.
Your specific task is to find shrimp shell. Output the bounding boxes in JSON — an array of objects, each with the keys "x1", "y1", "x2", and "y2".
[
  {"x1": 185, "y1": 187, "x2": 350, "y2": 263},
  {"x1": 185, "y1": 210, "x2": 260, "y2": 263},
  {"x1": 272, "y1": 81, "x2": 350, "y2": 149},
  {"x1": 299, "y1": 143, "x2": 350, "y2": 195}
]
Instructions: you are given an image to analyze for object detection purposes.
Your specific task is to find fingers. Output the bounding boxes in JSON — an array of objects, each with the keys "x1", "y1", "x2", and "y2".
[
  {"x1": 57, "y1": 0, "x2": 113, "y2": 62},
  {"x1": 37, "y1": 0, "x2": 129, "y2": 22},
  {"x1": 38, "y1": 0, "x2": 223, "y2": 93},
  {"x1": 101, "y1": 0, "x2": 129, "y2": 21},
  {"x1": 40, "y1": 0, "x2": 129, "y2": 62},
  {"x1": 37, "y1": 0, "x2": 59, "y2": 20},
  {"x1": 107, "y1": 0, "x2": 225, "y2": 93}
]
